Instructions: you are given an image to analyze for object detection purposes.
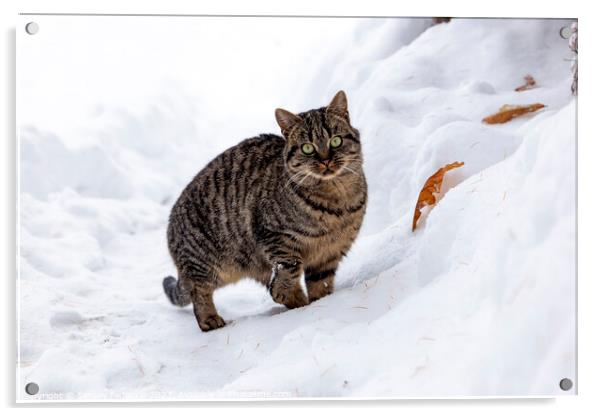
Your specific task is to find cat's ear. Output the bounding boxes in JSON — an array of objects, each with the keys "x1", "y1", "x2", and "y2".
[
  {"x1": 275, "y1": 108, "x2": 302, "y2": 136},
  {"x1": 326, "y1": 90, "x2": 349, "y2": 121}
]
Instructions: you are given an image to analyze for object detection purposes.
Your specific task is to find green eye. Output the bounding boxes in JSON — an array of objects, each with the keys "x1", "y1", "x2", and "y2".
[
  {"x1": 301, "y1": 143, "x2": 315, "y2": 155},
  {"x1": 329, "y1": 135, "x2": 343, "y2": 148}
]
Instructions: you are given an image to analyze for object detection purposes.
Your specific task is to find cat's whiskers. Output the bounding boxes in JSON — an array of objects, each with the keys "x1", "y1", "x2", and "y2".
[
  {"x1": 284, "y1": 171, "x2": 306, "y2": 189},
  {"x1": 286, "y1": 169, "x2": 312, "y2": 193},
  {"x1": 293, "y1": 171, "x2": 314, "y2": 192},
  {"x1": 341, "y1": 165, "x2": 360, "y2": 177}
]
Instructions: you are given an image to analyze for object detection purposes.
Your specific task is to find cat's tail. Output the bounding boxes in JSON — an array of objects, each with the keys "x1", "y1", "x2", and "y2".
[{"x1": 163, "y1": 276, "x2": 192, "y2": 307}]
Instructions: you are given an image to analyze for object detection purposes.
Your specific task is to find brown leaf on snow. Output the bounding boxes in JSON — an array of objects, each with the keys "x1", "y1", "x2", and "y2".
[
  {"x1": 482, "y1": 103, "x2": 545, "y2": 124},
  {"x1": 515, "y1": 75, "x2": 537, "y2": 92},
  {"x1": 412, "y1": 161, "x2": 464, "y2": 232}
]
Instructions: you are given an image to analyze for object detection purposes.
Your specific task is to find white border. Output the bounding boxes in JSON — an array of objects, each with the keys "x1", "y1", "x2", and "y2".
[{"x1": 3, "y1": 0, "x2": 599, "y2": 413}]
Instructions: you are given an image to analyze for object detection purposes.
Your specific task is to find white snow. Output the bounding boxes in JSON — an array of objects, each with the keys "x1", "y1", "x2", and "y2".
[{"x1": 17, "y1": 16, "x2": 576, "y2": 400}]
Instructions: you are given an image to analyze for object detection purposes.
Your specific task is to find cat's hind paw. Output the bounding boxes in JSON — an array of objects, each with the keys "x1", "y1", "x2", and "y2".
[{"x1": 197, "y1": 314, "x2": 226, "y2": 332}]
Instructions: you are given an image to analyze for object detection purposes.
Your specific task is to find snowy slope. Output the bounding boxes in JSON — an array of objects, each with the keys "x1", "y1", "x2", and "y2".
[{"x1": 17, "y1": 17, "x2": 576, "y2": 400}]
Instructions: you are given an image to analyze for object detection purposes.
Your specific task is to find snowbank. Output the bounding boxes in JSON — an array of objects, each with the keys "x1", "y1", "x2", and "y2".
[{"x1": 18, "y1": 17, "x2": 575, "y2": 400}]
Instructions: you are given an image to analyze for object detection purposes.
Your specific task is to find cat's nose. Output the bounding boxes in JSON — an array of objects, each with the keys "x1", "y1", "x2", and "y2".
[{"x1": 322, "y1": 159, "x2": 331, "y2": 167}]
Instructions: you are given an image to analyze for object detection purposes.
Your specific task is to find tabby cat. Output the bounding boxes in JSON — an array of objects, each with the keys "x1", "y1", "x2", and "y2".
[{"x1": 163, "y1": 91, "x2": 367, "y2": 331}]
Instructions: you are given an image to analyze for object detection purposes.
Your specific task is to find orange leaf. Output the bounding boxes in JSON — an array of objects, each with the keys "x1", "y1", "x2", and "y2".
[
  {"x1": 482, "y1": 103, "x2": 545, "y2": 124},
  {"x1": 412, "y1": 161, "x2": 464, "y2": 232},
  {"x1": 515, "y1": 75, "x2": 537, "y2": 92}
]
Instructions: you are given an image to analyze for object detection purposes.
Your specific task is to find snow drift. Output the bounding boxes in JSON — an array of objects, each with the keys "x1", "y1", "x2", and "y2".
[{"x1": 17, "y1": 17, "x2": 576, "y2": 400}]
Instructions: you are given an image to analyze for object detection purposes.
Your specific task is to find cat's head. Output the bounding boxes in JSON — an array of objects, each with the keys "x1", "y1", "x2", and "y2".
[{"x1": 275, "y1": 91, "x2": 362, "y2": 183}]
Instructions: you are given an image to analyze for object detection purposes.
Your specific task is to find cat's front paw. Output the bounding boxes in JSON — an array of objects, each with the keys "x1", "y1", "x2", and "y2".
[
  {"x1": 307, "y1": 278, "x2": 334, "y2": 303},
  {"x1": 271, "y1": 284, "x2": 309, "y2": 309}
]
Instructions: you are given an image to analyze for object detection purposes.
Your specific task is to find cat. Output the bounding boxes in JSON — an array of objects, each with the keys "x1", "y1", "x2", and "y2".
[{"x1": 163, "y1": 91, "x2": 367, "y2": 331}]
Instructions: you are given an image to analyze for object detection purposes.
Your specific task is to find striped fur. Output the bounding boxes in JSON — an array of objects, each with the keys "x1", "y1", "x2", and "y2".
[{"x1": 164, "y1": 91, "x2": 367, "y2": 331}]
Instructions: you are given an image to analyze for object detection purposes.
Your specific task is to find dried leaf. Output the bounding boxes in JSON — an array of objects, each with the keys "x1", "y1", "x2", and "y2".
[
  {"x1": 515, "y1": 75, "x2": 536, "y2": 92},
  {"x1": 482, "y1": 103, "x2": 545, "y2": 124},
  {"x1": 412, "y1": 161, "x2": 464, "y2": 231}
]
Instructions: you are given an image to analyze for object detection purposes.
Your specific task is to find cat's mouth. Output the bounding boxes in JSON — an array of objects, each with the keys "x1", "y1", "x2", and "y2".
[
  {"x1": 321, "y1": 166, "x2": 335, "y2": 174},
  {"x1": 312, "y1": 166, "x2": 341, "y2": 180},
  {"x1": 314, "y1": 160, "x2": 342, "y2": 179},
  {"x1": 299, "y1": 161, "x2": 353, "y2": 181}
]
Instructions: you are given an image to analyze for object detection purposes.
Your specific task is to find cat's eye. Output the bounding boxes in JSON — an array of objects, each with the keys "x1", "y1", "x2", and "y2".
[
  {"x1": 301, "y1": 143, "x2": 315, "y2": 155},
  {"x1": 329, "y1": 135, "x2": 343, "y2": 148}
]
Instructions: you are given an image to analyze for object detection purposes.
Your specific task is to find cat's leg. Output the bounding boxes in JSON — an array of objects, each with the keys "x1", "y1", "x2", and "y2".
[
  {"x1": 264, "y1": 239, "x2": 308, "y2": 308},
  {"x1": 180, "y1": 263, "x2": 225, "y2": 331},
  {"x1": 269, "y1": 259, "x2": 309, "y2": 309},
  {"x1": 304, "y1": 266, "x2": 336, "y2": 303},
  {"x1": 191, "y1": 282, "x2": 225, "y2": 331}
]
